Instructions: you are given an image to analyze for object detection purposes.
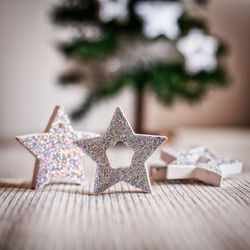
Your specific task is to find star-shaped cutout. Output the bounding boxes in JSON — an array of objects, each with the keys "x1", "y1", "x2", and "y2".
[
  {"x1": 135, "y1": 1, "x2": 183, "y2": 40},
  {"x1": 150, "y1": 146, "x2": 242, "y2": 186},
  {"x1": 75, "y1": 107, "x2": 167, "y2": 195},
  {"x1": 177, "y1": 29, "x2": 218, "y2": 73},
  {"x1": 16, "y1": 105, "x2": 98, "y2": 189}
]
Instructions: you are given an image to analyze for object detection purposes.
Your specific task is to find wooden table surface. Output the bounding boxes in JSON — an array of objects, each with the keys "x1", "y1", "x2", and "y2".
[{"x1": 0, "y1": 128, "x2": 249, "y2": 250}]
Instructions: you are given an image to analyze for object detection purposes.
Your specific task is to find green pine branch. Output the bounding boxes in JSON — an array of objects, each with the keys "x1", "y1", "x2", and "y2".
[
  {"x1": 59, "y1": 33, "x2": 117, "y2": 59},
  {"x1": 71, "y1": 63, "x2": 226, "y2": 120},
  {"x1": 51, "y1": 1, "x2": 97, "y2": 25},
  {"x1": 59, "y1": 71, "x2": 84, "y2": 85}
]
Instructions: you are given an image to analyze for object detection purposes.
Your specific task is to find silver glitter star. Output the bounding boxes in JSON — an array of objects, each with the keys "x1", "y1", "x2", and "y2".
[
  {"x1": 150, "y1": 146, "x2": 242, "y2": 186},
  {"x1": 16, "y1": 105, "x2": 98, "y2": 189},
  {"x1": 75, "y1": 107, "x2": 167, "y2": 195}
]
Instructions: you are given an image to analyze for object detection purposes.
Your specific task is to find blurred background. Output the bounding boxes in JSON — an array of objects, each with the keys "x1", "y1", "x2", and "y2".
[{"x1": 0, "y1": 0, "x2": 250, "y2": 141}]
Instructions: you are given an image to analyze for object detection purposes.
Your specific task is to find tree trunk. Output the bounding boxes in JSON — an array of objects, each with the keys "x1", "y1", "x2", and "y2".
[{"x1": 135, "y1": 91, "x2": 144, "y2": 133}]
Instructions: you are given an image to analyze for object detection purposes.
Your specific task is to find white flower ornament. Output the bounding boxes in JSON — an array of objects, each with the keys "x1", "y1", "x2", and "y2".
[
  {"x1": 177, "y1": 29, "x2": 218, "y2": 74},
  {"x1": 135, "y1": 1, "x2": 183, "y2": 40}
]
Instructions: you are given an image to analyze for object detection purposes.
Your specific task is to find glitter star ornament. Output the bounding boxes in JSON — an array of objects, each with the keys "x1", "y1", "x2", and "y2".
[
  {"x1": 177, "y1": 29, "x2": 218, "y2": 73},
  {"x1": 75, "y1": 107, "x2": 167, "y2": 195},
  {"x1": 150, "y1": 146, "x2": 242, "y2": 186},
  {"x1": 16, "y1": 105, "x2": 98, "y2": 189},
  {"x1": 135, "y1": 1, "x2": 183, "y2": 40}
]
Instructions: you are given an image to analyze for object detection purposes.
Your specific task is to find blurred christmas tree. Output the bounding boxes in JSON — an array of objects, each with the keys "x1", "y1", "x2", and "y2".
[{"x1": 51, "y1": 0, "x2": 227, "y2": 132}]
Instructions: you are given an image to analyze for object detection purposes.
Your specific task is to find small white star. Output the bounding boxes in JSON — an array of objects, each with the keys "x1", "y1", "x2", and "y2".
[
  {"x1": 150, "y1": 146, "x2": 242, "y2": 186},
  {"x1": 75, "y1": 107, "x2": 167, "y2": 195},
  {"x1": 135, "y1": 1, "x2": 183, "y2": 40},
  {"x1": 98, "y1": 0, "x2": 129, "y2": 22},
  {"x1": 177, "y1": 29, "x2": 218, "y2": 73}
]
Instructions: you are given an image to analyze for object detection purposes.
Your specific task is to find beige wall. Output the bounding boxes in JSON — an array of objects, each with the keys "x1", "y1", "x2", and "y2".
[{"x1": 0, "y1": 0, "x2": 249, "y2": 141}]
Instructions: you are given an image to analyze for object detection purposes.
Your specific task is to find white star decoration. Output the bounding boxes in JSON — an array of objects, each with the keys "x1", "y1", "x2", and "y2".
[
  {"x1": 98, "y1": 0, "x2": 129, "y2": 22},
  {"x1": 150, "y1": 146, "x2": 242, "y2": 186},
  {"x1": 16, "y1": 106, "x2": 98, "y2": 189},
  {"x1": 177, "y1": 29, "x2": 218, "y2": 73},
  {"x1": 135, "y1": 1, "x2": 183, "y2": 40},
  {"x1": 75, "y1": 107, "x2": 167, "y2": 195}
]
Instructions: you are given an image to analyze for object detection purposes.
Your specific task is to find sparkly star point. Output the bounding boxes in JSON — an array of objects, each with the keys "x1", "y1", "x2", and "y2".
[
  {"x1": 75, "y1": 107, "x2": 167, "y2": 195},
  {"x1": 16, "y1": 105, "x2": 97, "y2": 189}
]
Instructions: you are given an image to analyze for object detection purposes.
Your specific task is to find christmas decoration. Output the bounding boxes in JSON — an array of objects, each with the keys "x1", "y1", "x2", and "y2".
[
  {"x1": 135, "y1": 1, "x2": 183, "y2": 39},
  {"x1": 150, "y1": 146, "x2": 242, "y2": 186},
  {"x1": 98, "y1": 0, "x2": 129, "y2": 22},
  {"x1": 75, "y1": 107, "x2": 167, "y2": 195},
  {"x1": 16, "y1": 105, "x2": 98, "y2": 189},
  {"x1": 51, "y1": 0, "x2": 227, "y2": 132},
  {"x1": 177, "y1": 29, "x2": 218, "y2": 73}
]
